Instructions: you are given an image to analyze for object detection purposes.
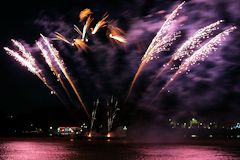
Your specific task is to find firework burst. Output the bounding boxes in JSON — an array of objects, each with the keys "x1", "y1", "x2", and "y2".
[
  {"x1": 3, "y1": 44, "x2": 64, "y2": 103},
  {"x1": 126, "y1": 2, "x2": 185, "y2": 100},
  {"x1": 41, "y1": 34, "x2": 90, "y2": 117},
  {"x1": 152, "y1": 26, "x2": 237, "y2": 103},
  {"x1": 141, "y1": 2, "x2": 185, "y2": 62},
  {"x1": 3, "y1": 7, "x2": 128, "y2": 119},
  {"x1": 151, "y1": 20, "x2": 224, "y2": 86},
  {"x1": 36, "y1": 41, "x2": 73, "y2": 101},
  {"x1": 91, "y1": 14, "x2": 108, "y2": 34},
  {"x1": 53, "y1": 9, "x2": 127, "y2": 51}
]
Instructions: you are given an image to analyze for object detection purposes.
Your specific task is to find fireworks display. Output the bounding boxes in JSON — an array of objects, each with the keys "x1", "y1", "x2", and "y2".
[
  {"x1": 141, "y1": 2, "x2": 185, "y2": 62},
  {"x1": 36, "y1": 41, "x2": 72, "y2": 102},
  {"x1": 4, "y1": 36, "x2": 90, "y2": 117},
  {"x1": 53, "y1": 9, "x2": 127, "y2": 51},
  {"x1": 153, "y1": 20, "x2": 224, "y2": 80},
  {"x1": 126, "y1": 2, "x2": 185, "y2": 100},
  {"x1": 3, "y1": 1, "x2": 237, "y2": 132},
  {"x1": 41, "y1": 34, "x2": 90, "y2": 117},
  {"x1": 3, "y1": 43, "x2": 63, "y2": 103},
  {"x1": 3, "y1": 8, "x2": 128, "y2": 119},
  {"x1": 125, "y1": 1, "x2": 236, "y2": 104},
  {"x1": 152, "y1": 26, "x2": 237, "y2": 103}
]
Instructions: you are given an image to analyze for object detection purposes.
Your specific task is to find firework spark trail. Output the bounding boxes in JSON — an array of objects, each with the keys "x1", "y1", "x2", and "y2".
[
  {"x1": 79, "y1": 8, "x2": 93, "y2": 21},
  {"x1": 4, "y1": 47, "x2": 40, "y2": 75},
  {"x1": 108, "y1": 25, "x2": 127, "y2": 44},
  {"x1": 53, "y1": 31, "x2": 88, "y2": 51},
  {"x1": 41, "y1": 34, "x2": 90, "y2": 117},
  {"x1": 3, "y1": 47, "x2": 64, "y2": 103},
  {"x1": 151, "y1": 20, "x2": 224, "y2": 85},
  {"x1": 36, "y1": 41, "x2": 73, "y2": 101},
  {"x1": 91, "y1": 14, "x2": 108, "y2": 34},
  {"x1": 107, "y1": 97, "x2": 119, "y2": 133},
  {"x1": 11, "y1": 39, "x2": 37, "y2": 65},
  {"x1": 72, "y1": 39, "x2": 88, "y2": 51},
  {"x1": 126, "y1": 31, "x2": 181, "y2": 100},
  {"x1": 90, "y1": 98, "x2": 99, "y2": 132},
  {"x1": 109, "y1": 34, "x2": 127, "y2": 43},
  {"x1": 53, "y1": 32, "x2": 72, "y2": 45},
  {"x1": 88, "y1": 99, "x2": 98, "y2": 137},
  {"x1": 142, "y1": 1, "x2": 185, "y2": 62},
  {"x1": 10, "y1": 40, "x2": 49, "y2": 83},
  {"x1": 172, "y1": 20, "x2": 224, "y2": 61},
  {"x1": 125, "y1": 2, "x2": 185, "y2": 101},
  {"x1": 152, "y1": 26, "x2": 237, "y2": 103},
  {"x1": 82, "y1": 16, "x2": 93, "y2": 41},
  {"x1": 74, "y1": 25, "x2": 83, "y2": 36}
]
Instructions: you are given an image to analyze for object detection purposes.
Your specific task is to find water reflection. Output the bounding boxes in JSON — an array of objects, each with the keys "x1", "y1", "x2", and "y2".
[
  {"x1": 136, "y1": 145, "x2": 239, "y2": 160},
  {"x1": 0, "y1": 139, "x2": 239, "y2": 160},
  {"x1": 0, "y1": 140, "x2": 77, "y2": 160}
]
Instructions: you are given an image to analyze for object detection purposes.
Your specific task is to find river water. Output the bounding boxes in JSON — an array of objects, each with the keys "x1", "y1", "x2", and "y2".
[{"x1": 0, "y1": 138, "x2": 239, "y2": 160}]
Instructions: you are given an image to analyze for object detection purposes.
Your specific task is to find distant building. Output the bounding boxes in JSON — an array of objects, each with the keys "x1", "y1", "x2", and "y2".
[{"x1": 56, "y1": 126, "x2": 82, "y2": 136}]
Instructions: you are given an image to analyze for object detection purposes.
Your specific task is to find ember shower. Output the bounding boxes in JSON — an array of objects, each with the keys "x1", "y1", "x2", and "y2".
[{"x1": 3, "y1": 1, "x2": 238, "y2": 121}]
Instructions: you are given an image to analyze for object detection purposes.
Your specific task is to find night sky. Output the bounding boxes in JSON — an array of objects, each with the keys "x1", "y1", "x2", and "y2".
[{"x1": 1, "y1": 0, "x2": 240, "y2": 125}]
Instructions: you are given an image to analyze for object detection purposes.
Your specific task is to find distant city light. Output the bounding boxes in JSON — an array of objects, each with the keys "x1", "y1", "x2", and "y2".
[
  {"x1": 123, "y1": 126, "x2": 127, "y2": 131},
  {"x1": 231, "y1": 123, "x2": 240, "y2": 129},
  {"x1": 191, "y1": 135, "x2": 197, "y2": 138}
]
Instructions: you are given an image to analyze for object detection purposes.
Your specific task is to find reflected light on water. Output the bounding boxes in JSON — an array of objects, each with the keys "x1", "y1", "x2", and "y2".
[
  {"x1": 0, "y1": 141, "x2": 76, "y2": 160},
  {"x1": 0, "y1": 139, "x2": 239, "y2": 160},
  {"x1": 136, "y1": 145, "x2": 239, "y2": 160}
]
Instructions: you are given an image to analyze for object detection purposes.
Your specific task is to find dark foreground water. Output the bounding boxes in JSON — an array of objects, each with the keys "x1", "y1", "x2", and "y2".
[{"x1": 0, "y1": 138, "x2": 240, "y2": 160}]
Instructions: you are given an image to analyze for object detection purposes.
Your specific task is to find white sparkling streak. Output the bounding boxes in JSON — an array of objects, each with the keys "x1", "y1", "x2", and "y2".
[
  {"x1": 36, "y1": 41, "x2": 53, "y2": 70},
  {"x1": 11, "y1": 40, "x2": 36, "y2": 64},
  {"x1": 146, "y1": 31, "x2": 181, "y2": 62},
  {"x1": 41, "y1": 34, "x2": 89, "y2": 117},
  {"x1": 179, "y1": 26, "x2": 236, "y2": 72},
  {"x1": 4, "y1": 47, "x2": 38, "y2": 74},
  {"x1": 173, "y1": 20, "x2": 224, "y2": 61},
  {"x1": 3, "y1": 45, "x2": 60, "y2": 98},
  {"x1": 160, "y1": 26, "x2": 237, "y2": 93},
  {"x1": 142, "y1": 2, "x2": 185, "y2": 62},
  {"x1": 126, "y1": 2, "x2": 185, "y2": 100},
  {"x1": 40, "y1": 34, "x2": 67, "y2": 76}
]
